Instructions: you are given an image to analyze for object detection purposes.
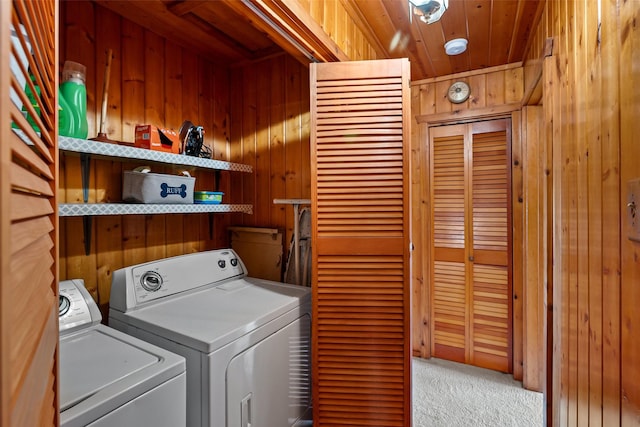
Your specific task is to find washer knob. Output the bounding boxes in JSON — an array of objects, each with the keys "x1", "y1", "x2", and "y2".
[
  {"x1": 230, "y1": 258, "x2": 238, "y2": 267},
  {"x1": 140, "y1": 271, "x2": 163, "y2": 292},
  {"x1": 59, "y1": 295, "x2": 71, "y2": 316},
  {"x1": 218, "y1": 259, "x2": 226, "y2": 268}
]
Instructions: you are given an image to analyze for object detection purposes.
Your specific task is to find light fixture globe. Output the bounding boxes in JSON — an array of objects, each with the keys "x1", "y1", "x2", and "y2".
[
  {"x1": 409, "y1": 0, "x2": 448, "y2": 24},
  {"x1": 444, "y1": 38, "x2": 468, "y2": 55}
]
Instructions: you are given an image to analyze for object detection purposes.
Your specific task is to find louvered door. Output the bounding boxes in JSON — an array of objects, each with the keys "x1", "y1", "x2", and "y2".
[
  {"x1": 1, "y1": 1, "x2": 59, "y2": 426},
  {"x1": 430, "y1": 119, "x2": 512, "y2": 373},
  {"x1": 310, "y1": 59, "x2": 411, "y2": 427}
]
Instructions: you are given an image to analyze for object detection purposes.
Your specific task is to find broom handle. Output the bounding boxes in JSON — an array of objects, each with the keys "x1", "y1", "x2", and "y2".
[{"x1": 98, "y1": 49, "x2": 113, "y2": 135}]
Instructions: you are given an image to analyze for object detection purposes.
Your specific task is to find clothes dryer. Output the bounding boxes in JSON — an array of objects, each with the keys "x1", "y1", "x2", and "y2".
[{"x1": 108, "y1": 249, "x2": 311, "y2": 427}]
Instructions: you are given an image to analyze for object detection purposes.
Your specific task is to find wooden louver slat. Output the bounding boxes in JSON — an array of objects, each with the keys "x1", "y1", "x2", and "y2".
[{"x1": 311, "y1": 59, "x2": 411, "y2": 427}]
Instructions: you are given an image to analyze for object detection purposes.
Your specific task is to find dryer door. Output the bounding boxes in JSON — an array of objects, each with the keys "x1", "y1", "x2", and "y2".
[{"x1": 226, "y1": 315, "x2": 311, "y2": 427}]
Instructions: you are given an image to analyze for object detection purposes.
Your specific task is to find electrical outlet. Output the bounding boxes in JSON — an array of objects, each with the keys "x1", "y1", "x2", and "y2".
[{"x1": 628, "y1": 178, "x2": 640, "y2": 242}]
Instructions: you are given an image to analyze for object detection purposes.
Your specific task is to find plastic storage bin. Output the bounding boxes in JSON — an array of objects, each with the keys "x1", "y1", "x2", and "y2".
[{"x1": 123, "y1": 170, "x2": 195, "y2": 204}]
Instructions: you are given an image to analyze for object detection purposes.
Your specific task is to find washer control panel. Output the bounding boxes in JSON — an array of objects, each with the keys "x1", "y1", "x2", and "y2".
[
  {"x1": 130, "y1": 249, "x2": 247, "y2": 305},
  {"x1": 59, "y1": 279, "x2": 101, "y2": 334}
]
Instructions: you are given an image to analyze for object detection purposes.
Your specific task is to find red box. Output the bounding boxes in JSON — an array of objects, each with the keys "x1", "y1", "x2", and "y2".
[{"x1": 134, "y1": 125, "x2": 181, "y2": 154}]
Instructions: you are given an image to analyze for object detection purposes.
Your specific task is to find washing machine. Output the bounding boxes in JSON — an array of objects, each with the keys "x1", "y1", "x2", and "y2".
[
  {"x1": 59, "y1": 279, "x2": 187, "y2": 427},
  {"x1": 108, "y1": 249, "x2": 312, "y2": 427}
]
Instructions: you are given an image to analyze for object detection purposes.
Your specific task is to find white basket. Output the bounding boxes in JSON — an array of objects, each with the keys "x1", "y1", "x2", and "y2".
[{"x1": 123, "y1": 170, "x2": 195, "y2": 204}]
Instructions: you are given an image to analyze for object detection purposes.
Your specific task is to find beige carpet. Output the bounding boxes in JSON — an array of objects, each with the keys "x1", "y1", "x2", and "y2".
[{"x1": 412, "y1": 357, "x2": 543, "y2": 427}]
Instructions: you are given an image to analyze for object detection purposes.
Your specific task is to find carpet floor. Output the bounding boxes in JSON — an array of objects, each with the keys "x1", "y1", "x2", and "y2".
[{"x1": 412, "y1": 357, "x2": 543, "y2": 427}]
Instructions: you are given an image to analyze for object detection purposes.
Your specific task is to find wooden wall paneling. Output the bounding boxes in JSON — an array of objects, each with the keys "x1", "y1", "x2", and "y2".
[
  {"x1": 242, "y1": 64, "x2": 258, "y2": 228},
  {"x1": 323, "y1": 0, "x2": 336, "y2": 41},
  {"x1": 143, "y1": 29, "x2": 167, "y2": 262},
  {"x1": 584, "y1": 2, "x2": 603, "y2": 425},
  {"x1": 544, "y1": 3, "x2": 568, "y2": 425},
  {"x1": 542, "y1": 55, "x2": 555, "y2": 425},
  {"x1": 544, "y1": 3, "x2": 567, "y2": 424},
  {"x1": 557, "y1": 15, "x2": 571, "y2": 426},
  {"x1": 468, "y1": 73, "x2": 486, "y2": 109},
  {"x1": 227, "y1": 54, "x2": 311, "y2": 264},
  {"x1": 212, "y1": 63, "x2": 232, "y2": 248},
  {"x1": 573, "y1": 3, "x2": 591, "y2": 424},
  {"x1": 505, "y1": 67, "x2": 523, "y2": 104},
  {"x1": 284, "y1": 55, "x2": 304, "y2": 248},
  {"x1": 418, "y1": 82, "x2": 436, "y2": 117},
  {"x1": 621, "y1": 0, "x2": 640, "y2": 424},
  {"x1": 434, "y1": 80, "x2": 452, "y2": 114},
  {"x1": 511, "y1": 109, "x2": 523, "y2": 382},
  {"x1": 229, "y1": 67, "x2": 244, "y2": 227},
  {"x1": 522, "y1": 106, "x2": 544, "y2": 392},
  {"x1": 62, "y1": 1, "x2": 97, "y2": 299},
  {"x1": 565, "y1": 1, "x2": 579, "y2": 422},
  {"x1": 333, "y1": 1, "x2": 345, "y2": 56},
  {"x1": 411, "y1": 88, "x2": 427, "y2": 357},
  {"x1": 413, "y1": 65, "x2": 522, "y2": 117},
  {"x1": 269, "y1": 57, "x2": 287, "y2": 234},
  {"x1": 529, "y1": 0, "x2": 630, "y2": 423},
  {"x1": 121, "y1": 17, "x2": 147, "y2": 266},
  {"x1": 255, "y1": 61, "x2": 272, "y2": 225},
  {"x1": 181, "y1": 51, "x2": 202, "y2": 254},
  {"x1": 300, "y1": 64, "x2": 311, "y2": 205},
  {"x1": 309, "y1": 0, "x2": 324, "y2": 26},
  {"x1": 600, "y1": 0, "x2": 621, "y2": 424},
  {"x1": 197, "y1": 59, "x2": 215, "y2": 251},
  {"x1": 485, "y1": 70, "x2": 505, "y2": 107},
  {"x1": 95, "y1": 7, "x2": 123, "y2": 317},
  {"x1": 164, "y1": 39, "x2": 185, "y2": 258},
  {"x1": 121, "y1": 18, "x2": 145, "y2": 143}
]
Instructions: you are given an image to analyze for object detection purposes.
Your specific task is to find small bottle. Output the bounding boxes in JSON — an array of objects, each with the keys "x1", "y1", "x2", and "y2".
[{"x1": 59, "y1": 60, "x2": 88, "y2": 139}]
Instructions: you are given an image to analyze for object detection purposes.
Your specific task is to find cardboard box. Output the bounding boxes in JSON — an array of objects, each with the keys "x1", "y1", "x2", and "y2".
[
  {"x1": 134, "y1": 125, "x2": 181, "y2": 154},
  {"x1": 123, "y1": 170, "x2": 195, "y2": 204}
]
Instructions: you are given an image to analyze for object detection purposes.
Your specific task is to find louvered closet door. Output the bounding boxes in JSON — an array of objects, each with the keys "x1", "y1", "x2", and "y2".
[
  {"x1": 310, "y1": 59, "x2": 411, "y2": 427},
  {"x1": 430, "y1": 119, "x2": 512, "y2": 373},
  {"x1": 1, "y1": 1, "x2": 59, "y2": 426}
]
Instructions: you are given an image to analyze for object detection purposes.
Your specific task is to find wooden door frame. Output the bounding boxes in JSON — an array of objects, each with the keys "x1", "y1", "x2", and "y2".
[{"x1": 415, "y1": 104, "x2": 531, "y2": 379}]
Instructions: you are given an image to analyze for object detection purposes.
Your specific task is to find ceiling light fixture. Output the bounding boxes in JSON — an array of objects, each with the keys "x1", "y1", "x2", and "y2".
[
  {"x1": 444, "y1": 38, "x2": 468, "y2": 55},
  {"x1": 409, "y1": 0, "x2": 448, "y2": 24}
]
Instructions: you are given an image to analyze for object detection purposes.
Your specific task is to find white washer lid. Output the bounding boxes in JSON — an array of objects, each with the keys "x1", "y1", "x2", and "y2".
[
  {"x1": 60, "y1": 324, "x2": 185, "y2": 427},
  {"x1": 110, "y1": 278, "x2": 310, "y2": 354}
]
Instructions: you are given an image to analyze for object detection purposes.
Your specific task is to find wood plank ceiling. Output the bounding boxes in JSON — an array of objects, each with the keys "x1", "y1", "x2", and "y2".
[
  {"x1": 347, "y1": 0, "x2": 545, "y2": 80},
  {"x1": 95, "y1": 0, "x2": 544, "y2": 81}
]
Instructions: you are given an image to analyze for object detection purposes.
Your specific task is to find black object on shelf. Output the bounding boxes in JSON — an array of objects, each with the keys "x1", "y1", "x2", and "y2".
[{"x1": 179, "y1": 120, "x2": 211, "y2": 158}]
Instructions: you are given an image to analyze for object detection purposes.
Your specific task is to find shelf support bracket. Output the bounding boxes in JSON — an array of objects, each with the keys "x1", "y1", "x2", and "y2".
[
  {"x1": 214, "y1": 170, "x2": 221, "y2": 192},
  {"x1": 209, "y1": 213, "x2": 215, "y2": 241},
  {"x1": 80, "y1": 153, "x2": 90, "y2": 203},
  {"x1": 83, "y1": 215, "x2": 92, "y2": 255}
]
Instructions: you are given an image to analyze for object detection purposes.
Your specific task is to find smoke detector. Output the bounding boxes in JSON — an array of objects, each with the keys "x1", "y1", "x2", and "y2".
[{"x1": 444, "y1": 38, "x2": 468, "y2": 55}]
